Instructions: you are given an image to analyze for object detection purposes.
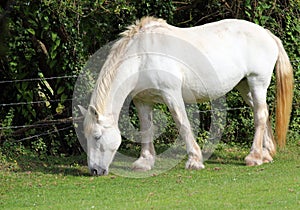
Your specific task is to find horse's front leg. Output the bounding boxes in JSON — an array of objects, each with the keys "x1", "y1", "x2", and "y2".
[
  {"x1": 163, "y1": 92, "x2": 205, "y2": 170},
  {"x1": 132, "y1": 100, "x2": 156, "y2": 171}
]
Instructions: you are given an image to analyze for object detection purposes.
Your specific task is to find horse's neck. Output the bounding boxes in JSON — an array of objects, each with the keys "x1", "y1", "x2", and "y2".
[{"x1": 94, "y1": 64, "x2": 138, "y2": 121}]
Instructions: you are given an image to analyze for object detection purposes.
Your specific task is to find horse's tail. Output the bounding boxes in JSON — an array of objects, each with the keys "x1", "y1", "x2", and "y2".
[{"x1": 268, "y1": 30, "x2": 294, "y2": 148}]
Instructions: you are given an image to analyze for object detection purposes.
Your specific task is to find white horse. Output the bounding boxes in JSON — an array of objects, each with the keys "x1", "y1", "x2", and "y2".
[{"x1": 79, "y1": 17, "x2": 293, "y2": 176}]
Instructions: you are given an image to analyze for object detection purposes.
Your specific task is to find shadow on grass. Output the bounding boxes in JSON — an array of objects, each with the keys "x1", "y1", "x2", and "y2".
[
  {"x1": 1, "y1": 143, "x2": 256, "y2": 177},
  {"x1": 10, "y1": 153, "x2": 90, "y2": 177},
  {"x1": 206, "y1": 158, "x2": 245, "y2": 167},
  {"x1": 6, "y1": 153, "x2": 247, "y2": 178}
]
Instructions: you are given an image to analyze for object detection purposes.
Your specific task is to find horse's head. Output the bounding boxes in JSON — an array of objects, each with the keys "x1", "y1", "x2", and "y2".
[{"x1": 79, "y1": 105, "x2": 121, "y2": 176}]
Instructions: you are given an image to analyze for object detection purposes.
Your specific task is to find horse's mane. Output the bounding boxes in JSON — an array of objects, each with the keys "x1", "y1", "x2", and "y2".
[{"x1": 90, "y1": 17, "x2": 167, "y2": 113}]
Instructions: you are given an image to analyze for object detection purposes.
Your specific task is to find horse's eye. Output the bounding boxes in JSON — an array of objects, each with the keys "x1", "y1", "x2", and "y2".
[{"x1": 94, "y1": 135, "x2": 101, "y2": 141}]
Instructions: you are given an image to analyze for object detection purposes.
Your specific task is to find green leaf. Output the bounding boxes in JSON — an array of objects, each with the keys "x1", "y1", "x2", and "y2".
[
  {"x1": 57, "y1": 86, "x2": 65, "y2": 95},
  {"x1": 43, "y1": 23, "x2": 50, "y2": 31},
  {"x1": 52, "y1": 39, "x2": 61, "y2": 51},
  {"x1": 50, "y1": 50, "x2": 57, "y2": 59},
  {"x1": 56, "y1": 103, "x2": 65, "y2": 114},
  {"x1": 27, "y1": 28, "x2": 35, "y2": 35},
  {"x1": 51, "y1": 32, "x2": 58, "y2": 41},
  {"x1": 60, "y1": 94, "x2": 67, "y2": 103},
  {"x1": 55, "y1": 38, "x2": 61, "y2": 46},
  {"x1": 22, "y1": 82, "x2": 28, "y2": 90}
]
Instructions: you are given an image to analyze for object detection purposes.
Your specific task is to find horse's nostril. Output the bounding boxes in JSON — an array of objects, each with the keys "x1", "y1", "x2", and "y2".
[
  {"x1": 100, "y1": 169, "x2": 107, "y2": 175},
  {"x1": 91, "y1": 169, "x2": 98, "y2": 176}
]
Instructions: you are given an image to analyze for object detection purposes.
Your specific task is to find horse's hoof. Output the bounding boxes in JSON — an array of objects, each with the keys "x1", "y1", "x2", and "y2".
[
  {"x1": 185, "y1": 158, "x2": 205, "y2": 170},
  {"x1": 132, "y1": 157, "x2": 154, "y2": 171},
  {"x1": 245, "y1": 156, "x2": 263, "y2": 166},
  {"x1": 245, "y1": 150, "x2": 264, "y2": 166},
  {"x1": 262, "y1": 148, "x2": 273, "y2": 163},
  {"x1": 132, "y1": 165, "x2": 151, "y2": 171}
]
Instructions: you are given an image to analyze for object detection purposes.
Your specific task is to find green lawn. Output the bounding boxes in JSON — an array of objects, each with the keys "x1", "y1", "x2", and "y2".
[{"x1": 1, "y1": 141, "x2": 299, "y2": 209}]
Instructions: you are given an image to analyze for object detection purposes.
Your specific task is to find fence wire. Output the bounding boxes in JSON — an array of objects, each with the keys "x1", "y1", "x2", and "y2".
[
  {"x1": 14, "y1": 126, "x2": 74, "y2": 142},
  {"x1": 0, "y1": 75, "x2": 77, "y2": 84}
]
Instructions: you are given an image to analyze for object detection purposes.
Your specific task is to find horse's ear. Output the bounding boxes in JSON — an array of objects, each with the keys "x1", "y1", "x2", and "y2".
[
  {"x1": 78, "y1": 105, "x2": 87, "y2": 117},
  {"x1": 88, "y1": 105, "x2": 100, "y2": 120},
  {"x1": 86, "y1": 105, "x2": 113, "y2": 126}
]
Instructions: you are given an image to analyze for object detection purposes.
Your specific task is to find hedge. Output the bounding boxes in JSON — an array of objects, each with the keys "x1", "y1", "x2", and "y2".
[{"x1": 0, "y1": 0, "x2": 299, "y2": 156}]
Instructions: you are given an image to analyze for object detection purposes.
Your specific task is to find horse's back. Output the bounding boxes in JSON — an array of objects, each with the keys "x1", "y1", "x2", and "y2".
[
  {"x1": 132, "y1": 18, "x2": 279, "y2": 101},
  {"x1": 173, "y1": 19, "x2": 278, "y2": 98}
]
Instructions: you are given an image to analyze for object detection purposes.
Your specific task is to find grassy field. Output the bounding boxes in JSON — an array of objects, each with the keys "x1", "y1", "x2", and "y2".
[{"x1": 0, "y1": 141, "x2": 299, "y2": 209}]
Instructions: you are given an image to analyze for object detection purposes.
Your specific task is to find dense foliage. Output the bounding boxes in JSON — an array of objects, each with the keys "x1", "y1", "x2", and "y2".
[{"x1": 0, "y1": 0, "x2": 299, "y2": 157}]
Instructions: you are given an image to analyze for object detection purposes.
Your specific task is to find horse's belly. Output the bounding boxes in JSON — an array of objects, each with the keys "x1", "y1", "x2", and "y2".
[{"x1": 182, "y1": 76, "x2": 241, "y2": 103}]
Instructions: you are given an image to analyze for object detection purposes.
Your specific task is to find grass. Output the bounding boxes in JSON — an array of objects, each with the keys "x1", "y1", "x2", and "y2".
[{"x1": 0, "y1": 141, "x2": 299, "y2": 209}]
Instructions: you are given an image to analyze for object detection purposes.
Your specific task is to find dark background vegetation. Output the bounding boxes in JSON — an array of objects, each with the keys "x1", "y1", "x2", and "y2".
[{"x1": 0, "y1": 0, "x2": 299, "y2": 158}]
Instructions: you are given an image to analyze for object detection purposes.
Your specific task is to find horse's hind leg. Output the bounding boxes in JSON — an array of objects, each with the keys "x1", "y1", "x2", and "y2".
[
  {"x1": 163, "y1": 91, "x2": 204, "y2": 170},
  {"x1": 132, "y1": 100, "x2": 156, "y2": 171},
  {"x1": 235, "y1": 80, "x2": 275, "y2": 165}
]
